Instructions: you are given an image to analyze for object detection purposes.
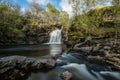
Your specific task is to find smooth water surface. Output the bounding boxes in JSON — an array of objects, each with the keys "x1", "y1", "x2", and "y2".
[{"x1": 0, "y1": 44, "x2": 62, "y2": 57}]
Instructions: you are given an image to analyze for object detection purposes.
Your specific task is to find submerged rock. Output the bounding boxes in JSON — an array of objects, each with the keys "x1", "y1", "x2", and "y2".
[{"x1": 60, "y1": 71, "x2": 72, "y2": 80}]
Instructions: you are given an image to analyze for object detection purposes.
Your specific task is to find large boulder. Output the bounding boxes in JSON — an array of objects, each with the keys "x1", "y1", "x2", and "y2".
[{"x1": 0, "y1": 55, "x2": 55, "y2": 80}]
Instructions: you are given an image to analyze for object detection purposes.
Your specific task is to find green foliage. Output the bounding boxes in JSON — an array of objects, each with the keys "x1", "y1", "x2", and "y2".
[
  {"x1": 46, "y1": 3, "x2": 59, "y2": 22},
  {"x1": 59, "y1": 11, "x2": 69, "y2": 28},
  {"x1": 0, "y1": 3, "x2": 24, "y2": 39},
  {"x1": 47, "y1": 3, "x2": 59, "y2": 14},
  {"x1": 68, "y1": 0, "x2": 112, "y2": 43},
  {"x1": 68, "y1": 5, "x2": 120, "y2": 45},
  {"x1": 112, "y1": 0, "x2": 120, "y2": 6}
]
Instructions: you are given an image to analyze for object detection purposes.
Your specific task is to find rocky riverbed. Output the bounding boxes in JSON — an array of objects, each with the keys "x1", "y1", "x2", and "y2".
[
  {"x1": 72, "y1": 38, "x2": 120, "y2": 71},
  {"x1": 0, "y1": 38, "x2": 120, "y2": 80}
]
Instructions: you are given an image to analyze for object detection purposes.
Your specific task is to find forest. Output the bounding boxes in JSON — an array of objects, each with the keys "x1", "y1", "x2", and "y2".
[{"x1": 0, "y1": 0, "x2": 119, "y2": 45}]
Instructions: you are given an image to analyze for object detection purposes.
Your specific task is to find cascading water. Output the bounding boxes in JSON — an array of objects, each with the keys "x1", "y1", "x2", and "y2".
[
  {"x1": 49, "y1": 29, "x2": 62, "y2": 44},
  {"x1": 28, "y1": 53, "x2": 120, "y2": 80}
]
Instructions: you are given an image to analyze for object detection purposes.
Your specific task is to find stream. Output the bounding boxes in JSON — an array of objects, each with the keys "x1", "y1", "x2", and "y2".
[{"x1": 0, "y1": 44, "x2": 120, "y2": 80}]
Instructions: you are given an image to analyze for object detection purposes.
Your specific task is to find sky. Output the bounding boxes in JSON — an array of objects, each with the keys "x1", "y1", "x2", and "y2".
[
  {"x1": 12, "y1": 0, "x2": 112, "y2": 17},
  {"x1": 12, "y1": 0, "x2": 73, "y2": 16}
]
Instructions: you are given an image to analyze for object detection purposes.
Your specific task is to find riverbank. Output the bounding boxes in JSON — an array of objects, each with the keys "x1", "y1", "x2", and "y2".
[{"x1": 74, "y1": 39, "x2": 120, "y2": 71}]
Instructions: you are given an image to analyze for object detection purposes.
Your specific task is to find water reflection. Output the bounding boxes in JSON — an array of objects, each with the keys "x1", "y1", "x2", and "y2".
[
  {"x1": 49, "y1": 44, "x2": 62, "y2": 56},
  {"x1": 0, "y1": 44, "x2": 62, "y2": 57}
]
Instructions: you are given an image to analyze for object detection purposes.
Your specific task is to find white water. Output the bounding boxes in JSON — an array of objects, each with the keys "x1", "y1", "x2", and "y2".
[
  {"x1": 49, "y1": 29, "x2": 62, "y2": 44},
  {"x1": 62, "y1": 63, "x2": 98, "y2": 80}
]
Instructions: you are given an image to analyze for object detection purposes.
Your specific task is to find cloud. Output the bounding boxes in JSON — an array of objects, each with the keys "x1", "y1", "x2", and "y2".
[
  {"x1": 20, "y1": 7, "x2": 28, "y2": 14},
  {"x1": 26, "y1": 0, "x2": 33, "y2": 3},
  {"x1": 26, "y1": 0, "x2": 73, "y2": 17},
  {"x1": 59, "y1": 0, "x2": 73, "y2": 17},
  {"x1": 21, "y1": 7, "x2": 26, "y2": 12},
  {"x1": 26, "y1": 0, "x2": 54, "y2": 6}
]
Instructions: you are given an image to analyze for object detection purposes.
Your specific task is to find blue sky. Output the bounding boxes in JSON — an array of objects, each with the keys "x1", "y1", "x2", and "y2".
[
  {"x1": 14, "y1": 0, "x2": 29, "y2": 9},
  {"x1": 14, "y1": 0, "x2": 62, "y2": 10},
  {"x1": 12, "y1": 0, "x2": 73, "y2": 16}
]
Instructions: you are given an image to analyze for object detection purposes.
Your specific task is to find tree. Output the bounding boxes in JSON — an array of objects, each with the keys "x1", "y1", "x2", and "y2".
[
  {"x1": 59, "y1": 11, "x2": 69, "y2": 28},
  {"x1": 28, "y1": 2, "x2": 48, "y2": 26},
  {"x1": 69, "y1": 0, "x2": 98, "y2": 17},
  {"x1": 69, "y1": 0, "x2": 81, "y2": 17},
  {"x1": 69, "y1": 0, "x2": 110, "y2": 29},
  {"x1": 68, "y1": 0, "x2": 112, "y2": 44},
  {"x1": 0, "y1": 3, "x2": 25, "y2": 39},
  {"x1": 30, "y1": 2, "x2": 43, "y2": 15},
  {"x1": 112, "y1": 0, "x2": 120, "y2": 6},
  {"x1": 46, "y1": 3, "x2": 59, "y2": 23}
]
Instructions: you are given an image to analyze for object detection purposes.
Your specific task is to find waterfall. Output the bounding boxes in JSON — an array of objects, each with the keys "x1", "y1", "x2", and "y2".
[{"x1": 49, "y1": 29, "x2": 62, "y2": 44}]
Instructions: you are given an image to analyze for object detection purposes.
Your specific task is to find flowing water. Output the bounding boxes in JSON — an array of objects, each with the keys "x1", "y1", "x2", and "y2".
[
  {"x1": 49, "y1": 29, "x2": 62, "y2": 44},
  {"x1": 27, "y1": 52, "x2": 120, "y2": 80},
  {"x1": 0, "y1": 45, "x2": 120, "y2": 80}
]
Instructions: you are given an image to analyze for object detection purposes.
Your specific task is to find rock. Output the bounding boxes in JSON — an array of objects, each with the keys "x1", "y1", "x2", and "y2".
[
  {"x1": 73, "y1": 46, "x2": 93, "y2": 54},
  {"x1": 31, "y1": 58, "x2": 55, "y2": 71},
  {"x1": 60, "y1": 71, "x2": 72, "y2": 80},
  {"x1": 0, "y1": 55, "x2": 56, "y2": 80},
  {"x1": 0, "y1": 56, "x2": 26, "y2": 69},
  {"x1": 90, "y1": 49, "x2": 109, "y2": 57},
  {"x1": 0, "y1": 66, "x2": 14, "y2": 74},
  {"x1": 87, "y1": 54, "x2": 120, "y2": 71},
  {"x1": 87, "y1": 56, "x2": 106, "y2": 65}
]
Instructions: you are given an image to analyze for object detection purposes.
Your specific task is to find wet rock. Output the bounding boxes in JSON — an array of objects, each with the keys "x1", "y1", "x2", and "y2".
[
  {"x1": 0, "y1": 55, "x2": 56, "y2": 80},
  {"x1": 87, "y1": 56, "x2": 106, "y2": 65},
  {"x1": 90, "y1": 49, "x2": 109, "y2": 57},
  {"x1": 0, "y1": 56, "x2": 26, "y2": 69},
  {"x1": 87, "y1": 55, "x2": 120, "y2": 71},
  {"x1": 73, "y1": 46, "x2": 93, "y2": 54},
  {"x1": 0, "y1": 66, "x2": 14, "y2": 74},
  {"x1": 72, "y1": 38, "x2": 120, "y2": 72},
  {"x1": 31, "y1": 58, "x2": 55, "y2": 71},
  {"x1": 60, "y1": 71, "x2": 72, "y2": 80}
]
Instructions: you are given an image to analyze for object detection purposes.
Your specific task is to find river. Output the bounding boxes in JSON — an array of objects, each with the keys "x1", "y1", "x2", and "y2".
[{"x1": 0, "y1": 44, "x2": 120, "y2": 80}]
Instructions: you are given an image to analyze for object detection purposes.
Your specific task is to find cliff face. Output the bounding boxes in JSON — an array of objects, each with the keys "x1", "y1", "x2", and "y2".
[
  {"x1": 0, "y1": 24, "x2": 60, "y2": 45},
  {"x1": 0, "y1": 26, "x2": 48, "y2": 45}
]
